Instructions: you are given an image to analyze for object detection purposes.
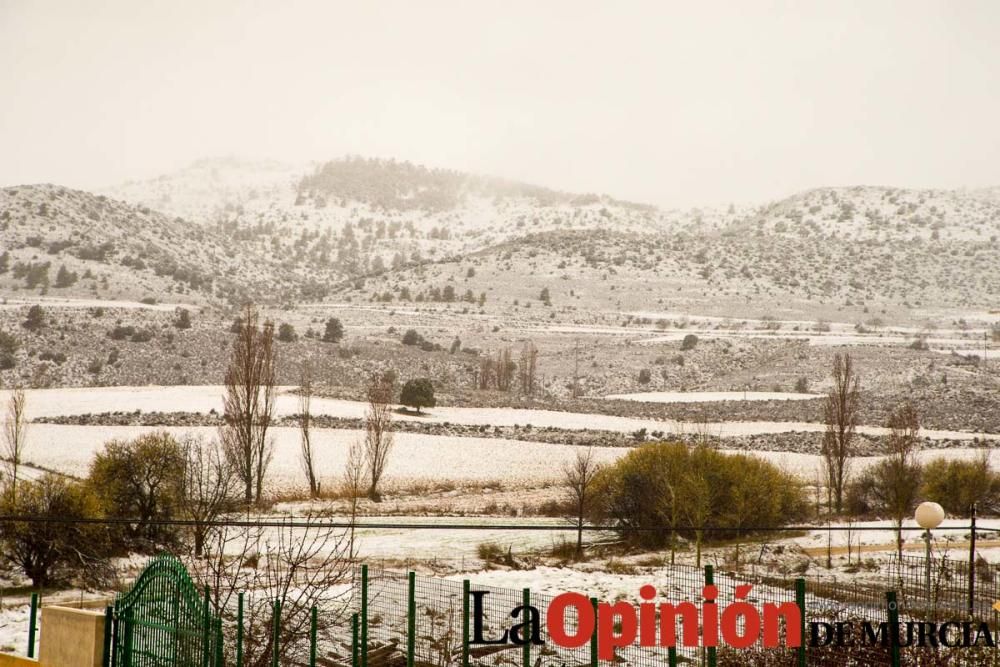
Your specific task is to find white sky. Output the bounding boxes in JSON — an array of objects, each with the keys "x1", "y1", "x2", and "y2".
[{"x1": 1, "y1": 0, "x2": 998, "y2": 208}]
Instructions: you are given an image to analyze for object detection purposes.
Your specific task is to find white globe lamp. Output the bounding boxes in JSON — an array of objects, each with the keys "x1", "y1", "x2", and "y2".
[
  {"x1": 915, "y1": 501, "x2": 945, "y2": 605},
  {"x1": 915, "y1": 502, "x2": 945, "y2": 530}
]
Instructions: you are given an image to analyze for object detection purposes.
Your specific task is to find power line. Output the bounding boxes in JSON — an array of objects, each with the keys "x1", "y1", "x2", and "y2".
[{"x1": 0, "y1": 514, "x2": 988, "y2": 533}]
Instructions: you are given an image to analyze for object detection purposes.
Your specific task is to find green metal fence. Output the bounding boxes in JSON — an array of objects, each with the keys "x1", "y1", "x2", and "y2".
[
  {"x1": 34, "y1": 554, "x2": 1000, "y2": 666},
  {"x1": 110, "y1": 554, "x2": 223, "y2": 667}
]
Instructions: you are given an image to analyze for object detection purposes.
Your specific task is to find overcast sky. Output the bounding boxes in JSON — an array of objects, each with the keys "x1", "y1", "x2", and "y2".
[{"x1": 1, "y1": 0, "x2": 998, "y2": 208}]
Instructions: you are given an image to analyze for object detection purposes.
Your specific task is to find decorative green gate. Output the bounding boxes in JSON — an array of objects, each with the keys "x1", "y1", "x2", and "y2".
[{"x1": 111, "y1": 554, "x2": 223, "y2": 667}]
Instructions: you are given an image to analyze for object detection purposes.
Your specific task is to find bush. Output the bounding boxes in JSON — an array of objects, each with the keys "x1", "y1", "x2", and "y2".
[
  {"x1": 38, "y1": 350, "x2": 67, "y2": 365},
  {"x1": 401, "y1": 329, "x2": 422, "y2": 346},
  {"x1": 0, "y1": 474, "x2": 108, "y2": 588},
  {"x1": 637, "y1": 368, "x2": 652, "y2": 385},
  {"x1": 680, "y1": 334, "x2": 699, "y2": 351},
  {"x1": 108, "y1": 325, "x2": 136, "y2": 340},
  {"x1": 590, "y1": 442, "x2": 808, "y2": 549},
  {"x1": 130, "y1": 329, "x2": 154, "y2": 343},
  {"x1": 22, "y1": 305, "x2": 45, "y2": 331},
  {"x1": 794, "y1": 377, "x2": 810, "y2": 393},
  {"x1": 0, "y1": 330, "x2": 18, "y2": 356},
  {"x1": 921, "y1": 454, "x2": 1000, "y2": 515},
  {"x1": 175, "y1": 308, "x2": 192, "y2": 330},
  {"x1": 277, "y1": 323, "x2": 297, "y2": 342},
  {"x1": 400, "y1": 378, "x2": 435, "y2": 414},
  {"x1": 0, "y1": 354, "x2": 14, "y2": 370}
]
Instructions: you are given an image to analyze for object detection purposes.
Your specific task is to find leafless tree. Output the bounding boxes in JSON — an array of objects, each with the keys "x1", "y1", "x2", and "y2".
[
  {"x1": 364, "y1": 372, "x2": 394, "y2": 501},
  {"x1": 221, "y1": 304, "x2": 276, "y2": 506},
  {"x1": 822, "y1": 352, "x2": 861, "y2": 513},
  {"x1": 881, "y1": 402, "x2": 921, "y2": 558},
  {"x1": 343, "y1": 439, "x2": 365, "y2": 561},
  {"x1": 192, "y1": 513, "x2": 353, "y2": 667},
  {"x1": 179, "y1": 435, "x2": 235, "y2": 558},
  {"x1": 563, "y1": 447, "x2": 601, "y2": 559},
  {"x1": 519, "y1": 340, "x2": 538, "y2": 396},
  {"x1": 2, "y1": 387, "x2": 27, "y2": 500},
  {"x1": 299, "y1": 363, "x2": 320, "y2": 498}
]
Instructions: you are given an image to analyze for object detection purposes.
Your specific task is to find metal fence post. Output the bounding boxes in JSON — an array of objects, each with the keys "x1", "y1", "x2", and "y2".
[
  {"x1": 462, "y1": 580, "x2": 470, "y2": 667},
  {"x1": 271, "y1": 599, "x2": 282, "y2": 667},
  {"x1": 352, "y1": 612, "x2": 359, "y2": 667},
  {"x1": 102, "y1": 605, "x2": 113, "y2": 667},
  {"x1": 407, "y1": 572, "x2": 416, "y2": 667},
  {"x1": 361, "y1": 565, "x2": 369, "y2": 667},
  {"x1": 705, "y1": 566, "x2": 716, "y2": 667},
  {"x1": 236, "y1": 592, "x2": 244, "y2": 667},
  {"x1": 27, "y1": 592, "x2": 38, "y2": 658},
  {"x1": 202, "y1": 586, "x2": 211, "y2": 667},
  {"x1": 886, "y1": 591, "x2": 901, "y2": 667},
  {"x1": 590, "y1": 597, "x2": 598, "y2": 667},
  {"x1": 795, "y1": 578, "x2": 806, "y2": 667},
  {"x1": 309, "y1": 605, "x2": 318, "y2": 667},
  {"x1": 522, "y1": 588, "x2": 531, "y2": 667},
  {"x1": 215, "y1": 618, "x2": 223, "y2": 667}
]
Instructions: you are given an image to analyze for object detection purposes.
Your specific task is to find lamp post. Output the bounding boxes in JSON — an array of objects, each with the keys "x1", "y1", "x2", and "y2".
[{"x1": 915, "y1": 501, "x2": 945, "y2": 608}]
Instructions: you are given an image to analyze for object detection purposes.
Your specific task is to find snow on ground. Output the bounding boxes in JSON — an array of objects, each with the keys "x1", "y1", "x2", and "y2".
[
  {"x1": 0, "y1": 604, "x2": 34, "y2": 654},
  {"x1": 0, "y1": 297, "x2": 195, "y2": 311},
  {"x1": 605, "y1": 391, "x2": 821, "y2": 403},
  {"x1": 22, "y1": 424, "x2": 624, "y2": 489},
  {"x1": 8, "y1": 386, "x2": 1000, "y2": 442},
  {"x1": 784, "y1": 518, "x2": 1000, "y2": 552}
]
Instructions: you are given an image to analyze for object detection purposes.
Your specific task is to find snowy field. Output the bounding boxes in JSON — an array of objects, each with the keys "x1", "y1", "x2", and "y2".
[
  {"x1": 22, "y1": 424, "x2": 624, "y2": 490},
  {"x1": 7, "y1": 386, "x2": 999, "y2": 442}
]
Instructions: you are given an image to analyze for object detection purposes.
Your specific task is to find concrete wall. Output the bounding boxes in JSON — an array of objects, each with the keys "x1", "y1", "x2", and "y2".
[{"x1": 38, "y1": 606, "x2": 106, "y2": 667}]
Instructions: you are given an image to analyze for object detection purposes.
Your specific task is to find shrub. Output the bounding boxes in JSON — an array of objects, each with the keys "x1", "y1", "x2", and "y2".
[
  {"x1": 108, "y1": 325, "x2": 136, "y2": 340},
  {"x1": 22, "y1": 305, "x2": 45, "y2": 331},
  {"x1": 794, "y1": 377, "x2": 810, "y2": 393},
  {"x1": 638, "y1": 368, "x2": 652, "y2": 385},
  {"x1": 277, "y1": 323, "x2": 297, "y2": 342},
  {"x1": 175, "y1": 308, "x2": 192, "y2": 330},
  {"x1": 0, "y1": 354, "x2": 14, "y2": 370},
  {"x1": 590, "y1": 442, "x2": 808, "y2": 549},
  {"x1": 401, "y1": 329, "x2": 422, "y2": 346},
  {"x1": 0, "y1": 330, "x2": 18, "y2": 356},
  {"x1": 38, "y1": 350, "x2": 67, "y2": 365},
  {"x1": 130, "y1": 329, "x2": 154, "y2": 343},
  {"x1": 921, "y1": 454, "x2": 1000, "y2": 515},
  {"x1": 0, "y1": 474, "x2": 108, "y2": 588},
  {"x1": 680, "y1": 334, "x2": 699, "y2": 351}
]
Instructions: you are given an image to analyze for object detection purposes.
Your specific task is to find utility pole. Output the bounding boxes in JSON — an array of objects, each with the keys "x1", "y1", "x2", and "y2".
[{"x1": 969, "y1": 503, "x2": 977, "y2": 618}]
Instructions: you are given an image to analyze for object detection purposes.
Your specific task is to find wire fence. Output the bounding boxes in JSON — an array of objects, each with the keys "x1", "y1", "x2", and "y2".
[{"x1": 349, "y1": 562, "x2": 915, "y2": 667}]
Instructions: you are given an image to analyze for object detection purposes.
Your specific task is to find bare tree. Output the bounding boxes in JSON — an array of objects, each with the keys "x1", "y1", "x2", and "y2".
[
  {"x1": 881, "y1": 402, "x2": 921, "y2": 558},
  {"x1": 822, "y1": 352, "x2": 861, "y2": 513},
  {"x1": 343, "y1": 439, "x2": 365, "y2": 561},
  {"x1": 221, "y1": 304, "x2": 276, "y2": 506},
  {"x1": 363, "y1": 372, "x2": 394, "y2": 501},
  {"x1": 2, "y1": 387, "x2": 27, "y2": 500},
  {"x1": 193, "y1": 513, "x2": 354, "y2": 667},
  {"x1": 562, "y1": 447, "x2": 601, "y2": 559},
  {"x1": 299, "y1": 363, "x2": 320, "y2": 498},
  {"x1": 179, "y1": 435, "x2": 235, "y2": 558},
  {"x1": 519, "y1": 340, "x2": 538, "y2": 396}
]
